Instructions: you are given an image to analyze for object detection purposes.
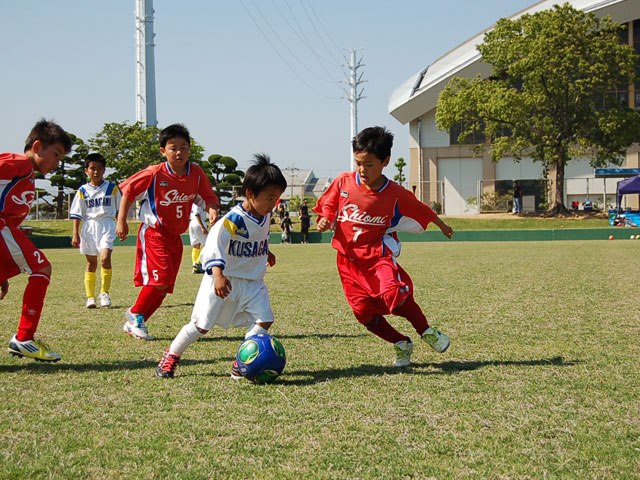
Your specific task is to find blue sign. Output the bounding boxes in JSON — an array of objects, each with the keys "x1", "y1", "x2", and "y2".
[{"x1": 594, "y1": 168, "x2": 640, "y2": 177}]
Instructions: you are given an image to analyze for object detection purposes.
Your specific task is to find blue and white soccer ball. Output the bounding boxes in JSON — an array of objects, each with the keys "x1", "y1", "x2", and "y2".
[{"x1": 235, "y1": 333, "x2": 286, "y2": 384}]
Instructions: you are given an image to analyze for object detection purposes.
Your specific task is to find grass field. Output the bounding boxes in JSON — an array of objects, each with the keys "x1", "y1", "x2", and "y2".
[{"x1": 1, "y1": 241, "x2": 638, "y2": 479}]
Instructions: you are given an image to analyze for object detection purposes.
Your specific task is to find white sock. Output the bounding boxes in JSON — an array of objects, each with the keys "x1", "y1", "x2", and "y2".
[
  {"x1": 169, "y1": 322, "x2": 203, "y2": 356},
  {"x1": 245, "y1": 323, "x2": 269, "y2": 339}
]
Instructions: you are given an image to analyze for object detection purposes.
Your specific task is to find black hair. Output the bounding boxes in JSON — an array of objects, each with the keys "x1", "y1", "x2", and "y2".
[
  {"x1": 241, "y1": 153, "x2": 287, "y2": 197},
  {"x1": 159, "y1": 123, "x2": 190, "y2": 148},
  {"x1": 85, "y1": 152, "x2": 106, "y2": 168},
  {"x1": 24, "y1": 118, "x2": 72, "y2": 154},
  {"x1": 351, "y1": 126, "x2": 394, "y2": 161}
]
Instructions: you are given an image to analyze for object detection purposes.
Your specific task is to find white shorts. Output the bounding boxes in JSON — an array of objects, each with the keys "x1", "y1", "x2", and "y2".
[
  {"x1": 188, "y1": 222, "x2": 207, "y2": 246},
  {"x1": 190, "y1": 276, "x2": 274, "y2": 330},
  {"x1": 79, "y1": 218, "x2": 116, "y2": 256}
]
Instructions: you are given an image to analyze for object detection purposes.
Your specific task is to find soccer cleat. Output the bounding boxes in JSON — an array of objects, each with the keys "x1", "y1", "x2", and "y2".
[
  {"x1": 156, "y1": 348, "x2": 180, "y2": 378},
  {"x1": 422, "y1": 327, "x2": 450, "y2": 353},
  {"x1": 8, "y1": 336, "x2": 61, "y2": 362},
  {"x1": 230, "y1": 360, "x2": 243, "y2": 380},
  {"x1": 393, "y1": 339, "x2": 413, "y2": 367},
  {"x1": 99, "y1": 292, "x2": 112, "y2": 308},
  {"x1": 192, "y1": 263, "x2": 204, "y2": 274},
  {"x1": 123, "y1": 308, "x2": 153, "y2": 341},
  {"x1": 86, "y1": 297, "x2": 97, "y2": 309}
]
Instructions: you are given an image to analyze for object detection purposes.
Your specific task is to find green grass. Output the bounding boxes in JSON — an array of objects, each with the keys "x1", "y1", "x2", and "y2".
[{"x1": 1, "y1": 242, "x2": 638, "y2": 479}]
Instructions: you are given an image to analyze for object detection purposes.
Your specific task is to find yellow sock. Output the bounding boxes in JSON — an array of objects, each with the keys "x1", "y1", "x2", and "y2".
[
  {"x1": 100, "y1": 268, "x2": 112, "y2": 294},
  {"x1": 85, "y1": 271, "x2": 96, "y2": 298},
  {"x1": 191, "y1": 246, "x2": 201, "y2": 265}
]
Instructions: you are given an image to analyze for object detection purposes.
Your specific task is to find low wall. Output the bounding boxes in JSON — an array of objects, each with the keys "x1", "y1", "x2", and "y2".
[{"x1": 28, "y1": 227, "x2": 639, "y2": 249}]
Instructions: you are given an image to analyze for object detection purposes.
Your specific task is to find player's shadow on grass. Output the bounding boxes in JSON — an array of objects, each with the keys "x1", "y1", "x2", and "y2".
[
  {"x1": 276, "y1": 356, "x2": 579, "y2": 386},
  {"x1": 0, "y1": 359, "x2": 159, "y2": 374},
  {"x1": 196, "y1": 332, "x2": 366, "y2": 343},
  {"x1": 427, "y1": 356, "x2": 578, "y2": 373},
  {"x1": 0, "y1": 356, "x2": 247, "y2": 375}
]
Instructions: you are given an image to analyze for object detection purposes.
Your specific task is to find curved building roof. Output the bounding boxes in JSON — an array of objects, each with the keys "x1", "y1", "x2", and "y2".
[{"x1": 389, "y1": 0, "x2": 640, "y2": 124}]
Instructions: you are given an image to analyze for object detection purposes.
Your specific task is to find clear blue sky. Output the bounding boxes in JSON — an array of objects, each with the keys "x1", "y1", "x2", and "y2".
[{"x1": 0, "y1": 0, "x2": 534, "y2": 179}]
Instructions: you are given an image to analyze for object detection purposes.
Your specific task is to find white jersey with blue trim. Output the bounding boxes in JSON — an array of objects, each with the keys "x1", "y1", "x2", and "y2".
[
  {"x1": 200, "y1": 204, "x2": 271, "y2": 281},
  {"x1": 69, "y1": 181, "x2": 121, "y2": 221}
]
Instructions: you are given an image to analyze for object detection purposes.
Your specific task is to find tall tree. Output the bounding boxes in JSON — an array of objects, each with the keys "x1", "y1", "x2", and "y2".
[
  {"x1": 394, "y1": 157, "x2": 406, "y2": 185},
  {"x1": 201, "y1": 154, "x2": 244, "y2": 212},
  {"x1": 436, "y1": 4, "x2": 640, "y2": 213},
  {"x1": 37, "y1": 133, "x2": 88, "y2": 219},
  {"x1": 89, "y1": 122, "x2": 205, "y2": 183}
]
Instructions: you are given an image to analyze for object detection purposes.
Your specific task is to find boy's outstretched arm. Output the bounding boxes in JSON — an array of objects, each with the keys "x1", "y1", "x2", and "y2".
[
  {"x1": 116, "y1": 195, "x2": 134, "y2": 241},
  {"x1": 206, "y1": 203, "x2": 218, "y2": 224},
  {"x1": 267, "y1": 250, "x2": 276, "y2": 267},
  {"x1": 211, "y1": 266, "x2": 232, "y2": 298},
  {"x1": 71, "y1": 218, "x2": 81, "y2": 248},
  {"x1": 316, "y1": 216, "x2": 332, "y2": 232},
  {"x1": 432, "y1": 216, "x2": 453, "y2": 239}
]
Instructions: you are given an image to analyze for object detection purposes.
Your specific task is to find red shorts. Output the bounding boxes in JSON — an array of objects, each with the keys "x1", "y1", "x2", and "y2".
[
  {"x1": 134, "y1": 224, "x2": 183, "y2": 293},
  {"x1": 0, "y1": 220, "x2": 51, "y2": 283},
  {"x1": 336, "y1": 252, "x2": 413, "y2": 322}
]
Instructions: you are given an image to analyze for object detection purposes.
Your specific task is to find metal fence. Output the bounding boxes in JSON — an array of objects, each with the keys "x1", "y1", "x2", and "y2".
[{"x1": 26, "y1": 175, "x2": 624, "y2": 221}]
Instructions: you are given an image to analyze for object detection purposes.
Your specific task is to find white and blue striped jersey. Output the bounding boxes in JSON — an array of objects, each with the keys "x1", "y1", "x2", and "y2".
[
  {"x1": 69, "y1": 181, "x2": 121, "y2": 221},
  {"x1": 200, "y1": 204, "x2": 271, "y2": 281}
]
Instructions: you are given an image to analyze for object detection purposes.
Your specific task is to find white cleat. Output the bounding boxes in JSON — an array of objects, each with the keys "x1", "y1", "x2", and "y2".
[{"x1": 99, "y1": 292, "x2": 112, "y2": 308}]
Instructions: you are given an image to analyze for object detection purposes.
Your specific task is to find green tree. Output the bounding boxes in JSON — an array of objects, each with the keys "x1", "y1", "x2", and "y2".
[
  {"x1": 36, "y1": 133, "x2": 88, "y2": 219},
  {"x1": 200, "y1": 154, "x2": 244, "y2": 212},
  {"x1": 88, "y1": 122, "x2": 205, "y2": 183},
  {"x1": 394, "y1": 157, "x2": 406, "y2": 185},
  {"x1": 436, "y1": 4, "x2": 640, "y2": 213}
]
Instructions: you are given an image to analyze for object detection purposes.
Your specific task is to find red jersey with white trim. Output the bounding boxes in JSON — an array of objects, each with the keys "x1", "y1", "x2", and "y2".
[
  {"x1": 313, "y1": 171, "x2": 438, "y2": 260},
  {"x1": 119, "y1": 161, "x2": 219, "y2": 236},
  {"x1": 0, "y1": 153, "x2": 36, "y2": 227}
]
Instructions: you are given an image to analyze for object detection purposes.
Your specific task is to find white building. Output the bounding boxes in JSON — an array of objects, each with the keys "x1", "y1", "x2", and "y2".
[
  {"x1": 389, "y1": 0, "x2": 640, "y2": 215},
  {"x1": 279, "y1": 168, "x2": 331, "y2": 202}
]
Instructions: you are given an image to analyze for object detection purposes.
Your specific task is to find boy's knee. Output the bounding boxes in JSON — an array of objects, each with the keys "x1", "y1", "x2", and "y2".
[
  {"x1": 383, "y1": 286, "x2": 410, "y2": 313},
  {"x1": 34, "y1": 263, "x2": 52, "y2": 277},
  {"x1": 354, "y1": 313, "x2": 378, "y2": 327}
]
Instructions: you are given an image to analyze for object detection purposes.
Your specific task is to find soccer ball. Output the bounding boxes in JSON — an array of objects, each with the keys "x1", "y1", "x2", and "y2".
[{"x1": 235, "y1": 333, "x2": 286, "y2": 384}]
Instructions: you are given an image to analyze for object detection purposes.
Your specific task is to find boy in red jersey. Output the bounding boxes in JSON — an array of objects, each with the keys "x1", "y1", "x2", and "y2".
[
  {"x1": 313, "y1": 126, "x2": 453, "y2": 367},
  {"x1": 116, "y1": 124, "x2": 220, "y2": 340},
  {"x1": 0, "y1": 119, "x2": 72, "y2": 362}
]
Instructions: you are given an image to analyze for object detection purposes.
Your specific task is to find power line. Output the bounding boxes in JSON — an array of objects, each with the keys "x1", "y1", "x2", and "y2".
[
  {"x1": 303, "y1": 0, "x2": 344, "y2": 63},
  {"x1": 299, "y1": 0, "x2": 344, "y2": 67},
  {"x1": 272, "y1": 0, "x2": 341, "y2": 83},
  {"x1": 239, "y1": 0, "x2": 340, "y2": 99}
]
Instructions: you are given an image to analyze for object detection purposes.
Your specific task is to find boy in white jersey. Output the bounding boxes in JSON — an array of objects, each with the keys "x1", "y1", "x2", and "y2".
[
  {"x1": 70, "y1": 153, "x2": 121, "y2": 308},
  {"x1": 188, "y1": 202, "x2": 209, "y2": 274},
  {"x1": 156, "y1": 154, "x2": 287, "y2": 379}
]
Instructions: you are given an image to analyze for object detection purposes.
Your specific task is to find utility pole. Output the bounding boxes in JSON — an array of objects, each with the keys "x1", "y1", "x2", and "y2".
[
  {"x1": 286, "y1": 166, "x2": 300, "y2": 207},
  {"x1": 343, "y1": 49, "x2": 366, "y2": 171},
  {"x1": 135, "y1": 0, "x2": 158, "y2": 127}
]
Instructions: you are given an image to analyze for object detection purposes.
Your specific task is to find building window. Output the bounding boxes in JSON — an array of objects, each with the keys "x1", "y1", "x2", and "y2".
[{"x1": 449, "y1": 122, "x2": 485, "y2": 145}]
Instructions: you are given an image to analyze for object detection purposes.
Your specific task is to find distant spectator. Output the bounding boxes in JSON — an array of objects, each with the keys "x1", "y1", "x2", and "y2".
[
  {"x1": 513, "y1": 181, "x2": 522, "y2": 214},
  {"x1": 299, "y1": 199, "x2": 311, "y2": 244},
  {"x1": 280, "y1": 211, "x2": 292, "y2": 243}
]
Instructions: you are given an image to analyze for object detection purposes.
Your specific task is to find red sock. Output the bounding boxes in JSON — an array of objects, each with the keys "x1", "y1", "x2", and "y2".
[
  {"x1": 362, "y1": 315, "x2": 408, "y2": 344},
  {"x1": 16, "y1": 273, "x2": 50, "y2": 342},
  {"x1": 132, "y1": 286, "x2": 167, "y2": 321},
  {"x1": 392, "y1": 297, "x2": 429, "y2": 335}
]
